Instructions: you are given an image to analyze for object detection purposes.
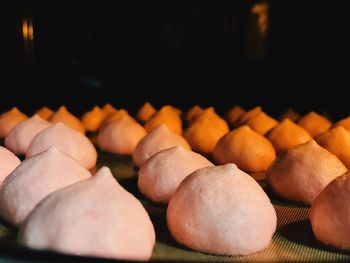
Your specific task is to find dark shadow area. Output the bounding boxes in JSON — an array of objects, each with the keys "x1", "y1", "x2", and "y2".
[
  {"x1": 265, "y1": 187, "x2": 310, "y2": 208},
  {"x1": 279, "y1": 220, "x2": 350, "y2": 256}
]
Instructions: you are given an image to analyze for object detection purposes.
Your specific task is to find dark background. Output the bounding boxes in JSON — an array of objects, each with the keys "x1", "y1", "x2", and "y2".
[{"x1": 1, "y1": 0, "x2": 349, "y2": 119}]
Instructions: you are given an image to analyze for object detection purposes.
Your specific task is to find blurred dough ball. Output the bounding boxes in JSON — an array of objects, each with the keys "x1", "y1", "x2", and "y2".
[
  {"x1": 298, "y1": 111, "x2": 332, "y2": 138},
  {"x1": 0, "y1": 107, "x2": 28, "y2": 138},
  {"x1": 50, "y1": 106, "x2": 85, "y2": 134}
]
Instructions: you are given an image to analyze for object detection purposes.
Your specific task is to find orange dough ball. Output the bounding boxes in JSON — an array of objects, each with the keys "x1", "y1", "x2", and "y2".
[
  {"x1": 81, "y1": 106, "x2": 107, "y2": 132},
  {"x1": 245, "y1": 112, "x2": 278, "y2": 135},
  {"x1": 316, "y1": 126, "x2": 350, "y2": 169},
  {"x1": 267, "y1": 119, "x2": 312, "y2": 153},
  {"x1": 50, "y1": 106, "x2": 85, "y2": 134},
  {"x1": 0, "y1": 107, "x2": 28, "y2": 138},
  {"x1": 137, "y1": 102, "x2": 156, "y2": 123},
  {"x1": 35, "y1": 107, "x2": 54, "y2": 120},
  {"x1": 226, "y1": 106, "x2": 245, "y2": 127},
  {"x1": 298, "y1": 111, "x2": 332, "y2": 137},
  {"x1": 213, "y1": 125, "x2": 276, "y2": 172}
]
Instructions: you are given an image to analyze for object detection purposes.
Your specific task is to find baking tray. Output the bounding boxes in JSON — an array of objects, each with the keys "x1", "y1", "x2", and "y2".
[{"x1": 1, "y1": 151, "x2": 350, "y2": 262}]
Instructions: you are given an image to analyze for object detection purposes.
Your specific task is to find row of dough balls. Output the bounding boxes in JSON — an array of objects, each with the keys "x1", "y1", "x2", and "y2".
[
  {"x1": 0, "y1": 146, "x2": 155, "y2": 260},
  {"x1": 1, "y1": 104, "x2": 350, "y2": 252}
]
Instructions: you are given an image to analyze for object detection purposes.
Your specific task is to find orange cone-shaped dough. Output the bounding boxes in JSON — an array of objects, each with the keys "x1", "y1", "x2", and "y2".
[
  {"x1": 50, "y1": 106, "x2": 85, "y2": 134},
  {"x1": 213, "y1": 126, "x2": 276, "y2": 172},
  {"x1": 334, "y1": 116, "x2": 350, "y2": 132},
  {"x1": 310, "y1": 171, "x2": 350, "y2": 250},
  {"x1": 102, "y1": 103, "x2": 118, "y2": 116},
  {"x1": 186, "y1": 105, "x2": 204, "y2": 124},
  {"x1": 18, "y1": 167, "x2": 155, "y2": 260},
  {"x1": 97, "y1": 115, "x2": 146, "y2": 155},
  {"x1": 237, "y1": 106, "x2": 262, "y2": 126},
  {"x1": 0, "y1": 107, "x2": 28, "y2": 138},
  {"x1": 279, "y1": 109, "x2": 300, "y2": 122},
  {"x1": 185, "y1": 108, "x2": 229, "y2": 154},
  {"x1": 267, "y1": 119, "x2": 312, "y2": 153},
  {"x1": 226, "y1": 106, "x2": 245, "y2": 127},
  {"x1": 0, "y1": 146, "x2": 91, "y2": 226},
  {"x1": 5, "y1": 115, "x2": 52, "y2": 155},
  {"x1": 316, "y1": 126, "x2": 350, "y2": 168},
  {"x1": 144, "y1": 105, "x2": 182, "y2": 135},
  {"x1": 133, "y1": 124, "x2": 190, "y2": 167},
  {"x1": 136, "y1": 102, "x2": 156, "y2": 123},
  {"x1": 81, "y1": 106, "x2": 107, "y2": 132},
  {"x1": 102, "y1": 109, "x2": 129, "y2": 127},
  {"x1": 35, "y1": 107, "x2": 54, "y2": 120},
  {"x1": 245, "y1": 112, "x2": 278, "y2": 135},
  {"x1": 298, "y1": 111, "x2": 332, "y2": 137},
  {"x1": 266, "y1": 140, "x2": 347, "y2": 205},
  {"x1": 167, "y1": 164, "x2": 277, "y2": 256},
  {"x1": 0, "y1": 146, "x2": 21, "y2": 185}
]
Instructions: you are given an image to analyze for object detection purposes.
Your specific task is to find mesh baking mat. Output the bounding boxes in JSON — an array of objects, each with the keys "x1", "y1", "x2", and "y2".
[{"x1": 1, "y1": 152, "x2": 350, "y2": 262}]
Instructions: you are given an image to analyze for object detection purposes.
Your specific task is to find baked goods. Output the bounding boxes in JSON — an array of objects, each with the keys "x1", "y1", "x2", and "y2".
[
  {"x1": 267, "y1": 119, "x2": 312, "y2": 153},
  {"x1": 334, "y1": 116, "x2": 350, "y2": 132},
  {"x1": 245, "y1": 111, "x2": 278, "y2": 135},
  {"x1": 316, "y1": 126, "x2": 350, "y2": 169},
  {"x1": 138, "y1": 146, "x2": 213, "y2": 203},
  {"x1": 0, "y1": 146, "x2": 21, "y2": 185},
  {"x1": 167, "y1": 164, "x2": 276, "y2": 256},
  {"x1": 137, "y1": 102, "x2": 156, "y2": 123},
  {"x1": 0, "y1": 107, "x2": 28, "y2": 138},
  {"x1": 279, "y1": 109, "x2": 300, "y2": 122},
  {"x1": 225, "y1": 106, "x2": 245, "y2": 127},
  {"x1": 213, "y1": 125, "x2": 276, "y2": 172},
  {"x1": 185, "y1": 108, "x2": 229, "y2": 154},
  {"x1": 298, "y1": 111, "x2": 332, "y2": 137},
  {"x1": 35, "y1": 107, "x2": 54, "y2": 120},
  {"x1": 50, "y1": 106, "x2": 85, "y2": 134},
  {"x1": 310, "y1": 171, "x2": 350, "y2": 250},
  {"x1": 4, "y1": 115, "x2": 52, "y2": 155},
  {"x1": 186, "y1": 105, "x2": 204, "y2": 124},
  {"x1": 144, "y1": 105, "x2": 182, "y2": 135},
  {"x1": 0, "y1": 147, "x2": 91, "y2": 226},
  {"x1": 97, "y1": 115, "x2": 146, "y2": 155},
  {"x1": 18, "y1": 167, "x2": 155, "y2": 260},
  {"x1": 133, "y1": 124, "x2": 190, "y2": 167},
  {"x1": 26, "y1": 123, "x2": 97, "y2": 169},
  {"x1": 81, "y1": 106, "x2": 107, "y2": 132},
  {"x1": 237, "y1": 106, "x2": 262, "y2": 126},
  {"x1": 266, "y1": 140, "x2": 347, "y2": 205}
]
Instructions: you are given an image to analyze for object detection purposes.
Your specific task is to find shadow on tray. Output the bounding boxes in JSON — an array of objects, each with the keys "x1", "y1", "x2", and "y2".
[{"x1": 279, "y1": 220, "x2": 350, "y2": 255}]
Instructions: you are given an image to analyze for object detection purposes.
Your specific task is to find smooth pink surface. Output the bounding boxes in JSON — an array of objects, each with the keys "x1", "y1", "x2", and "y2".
[
  {"x1": 132, "y1": 124, "x2": 190, "y2": 167},
  {"x1": 97, "y1": 116, "x2": 146, "y2": 155},
  {"x1": 0, "y1": 146, "x2": 21, "y2": 185},
  {"x1": 266, "y1": 140, "x2": 347, "y2": 205},
  {"x1": 310, "y1": 171, "x2": 350, "y2": 250},
  {"x1": 26, "y1": 122, "x2": 97, "y2": 169},
  {"x1": 19, "y1": 167, "x2": 155, "y2": 261},
  {"x1": 0, "y1": 147, "x2": 91, "y2": 226},
  {"x1": 138, "y1": 146, "x2": 213, "y2": 203},
  {"x1": 5, "y1": 115, "x2": 52, "y2": 155},
  {"x1": 167, "y1": 164, "x2": 277, "y2": 256}
]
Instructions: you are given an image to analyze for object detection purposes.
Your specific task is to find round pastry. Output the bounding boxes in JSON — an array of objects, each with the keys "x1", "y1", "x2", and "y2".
[
  {"x1": 225, "y1": 106, "x2": 245, "y2": 127},
  {"x1": 266, "y1": 140, "x2": 347, "y2": 205},
  {"x1": 0, "y1": 107, "x2": 28, "y2": 138},
  {"x1": 245, "y1": 111, "x2": 278, "y2": 135},
  {"x1": 266, "y1": 119, "x2": 312, "y2": 153},
  {"x1": 26, "y1": 122, "x2": 97, "y2": 169},
  {"x1": 310, "y1": 171, "x2": 350, "y2": 250},
  {"x1": 35, "y1": 106, "x2": 54, "y2": 120},
  {"x1": 138, "y1": 146, "x2": 213, "y2": 203},
  {"x1": 298, "y1": 111, "x2": 332, "y2": 138},
  {"x1": 144, "y1": 105, "x2": 182, "y2": 135},
  {"x1": 50, "y1": 106, "x2": 85, "y2": 134},
  {"x1": 279, "y1": 109, "x2": 300, "y2": 122},
  {"x1": 132, "y1": 124, "x2": 190, "y2": 167},
  {"x1": 185, "y1": 108, "x2": 229, "y2": 154},
  {"x1": 19, "y1": 167, "x2": 155, "y2": 261},
  {"x1": 5, "y1": 114, "x2": 52, "y2": 155},
  {"x1": 0, "y1": 146, "x2": 21, "y2": 185},
  {"x1": 97, "y1": 115, "x2": 146, "y2": 155},
  {"x1": 334, "y1": 116, "x2": 350, "y2": 132},
  {"x1": 167, "y1": 164, "x2": 277, "y2": 256},
  {"x1": 186, "y1": 105, "x2": 204, "y2": 125},
  {"x1": 0, "y1": 146, "x2": 91, "y2": 226},
  {"x1": 213, "y1": 125, "x2": 276, "y2": 172},
  {"x1": 237, "y1": 106, "x2": 262, "y2": 126},
  {"x1": 316, "y1": 126, "x2": 350, "y2": 169},
  {"x1": 137, "y1": 102, "x2": 156, "y2": 123},
  {"x1": 81, "y1": 106, "x2": 107, "y2": 132}
]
